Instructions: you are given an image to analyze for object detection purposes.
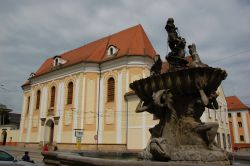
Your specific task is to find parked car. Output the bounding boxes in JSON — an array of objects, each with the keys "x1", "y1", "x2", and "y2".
[{"x1": 0, "y1": 149, "x2": 35, "y2": 166}]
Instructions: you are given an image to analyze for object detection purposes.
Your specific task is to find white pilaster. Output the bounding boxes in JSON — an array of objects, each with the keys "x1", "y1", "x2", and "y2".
[
  {"x1": 116, "y1": 72, "x2": 122, "y2": 143},
  {"x1": 41, "y1": 87, "x2": 48, "y2": 117},
  {"x1": 26, "y1": 90, "x2": 35, "y2": 142},
  {"x1": 142, "y1": 70, "x2": 146, "y2": 148},
  {"x1": 56, "y1": 84, "x2": 62, "y2": 116},
  {"x1": 80, "y1": 76, "x2": 86, "y2": 130},
  {"x1": 37, "y1": 87, "x2": 46, "y2": 142},
  {"x1": 96, "y1": 76, "x2": 100, "y2": 143},
  {"x1": 232, "y1": 112, "x2": 239, "y2": 143},
  {"x1": 126, "y1": 70, "x2": 129, "y2": 92},
  {"x1": 40, "y1": 87, "x2": 48, "y2": 143},
  {"x1": 98, "y1": 75, "x2": 104, "y2": 143},
  {"x1": 57, "y1": 82, "x2": 64, "y2": 143},
  {"x1": 72, "y1": 79, "x2": 80, "y2": 143},
  {"x1": 19, "y1": 96, "x2": 27, "y2": 142},
  {"x1": 242, "y1": 111, "x2": 250, "y2": 143},
  {"x1": 142, "y1": 112, "x2": 146, "y2": 148}
]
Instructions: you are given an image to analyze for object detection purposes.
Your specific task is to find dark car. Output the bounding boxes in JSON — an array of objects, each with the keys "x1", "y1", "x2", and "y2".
[{"x1": 0, "y1": 149, "x2": 35, "y2": 166}]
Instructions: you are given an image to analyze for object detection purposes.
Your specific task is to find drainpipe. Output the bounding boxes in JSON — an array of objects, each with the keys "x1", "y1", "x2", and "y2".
[
  {"x1": 124, "y1": 94, "x2": 129, "y2": 150},
  {"x1": 96, "y1": 63, "x2": 101, "y2": 150},
  {"x1": 126, "y1": 97, "x2": 129, "y2": 150}
]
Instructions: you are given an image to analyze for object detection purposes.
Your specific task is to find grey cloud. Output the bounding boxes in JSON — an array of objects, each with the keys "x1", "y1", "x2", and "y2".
[{"x1": 0, "y1": 0, "x2": 250, "y2": 112}]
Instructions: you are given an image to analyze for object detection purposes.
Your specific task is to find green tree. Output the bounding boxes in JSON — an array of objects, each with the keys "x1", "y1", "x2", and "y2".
[{"x1": 0, "y1": 104, "x2": 12, "y2": 125}]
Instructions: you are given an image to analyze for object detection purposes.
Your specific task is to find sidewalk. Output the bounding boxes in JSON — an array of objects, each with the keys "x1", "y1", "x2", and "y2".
[
  {"x1": 233, "y1": 150, "x2": 250, "y2": 160},
  {"x1": 1, "y1": 145, "x2": 42, "y2": 153}
]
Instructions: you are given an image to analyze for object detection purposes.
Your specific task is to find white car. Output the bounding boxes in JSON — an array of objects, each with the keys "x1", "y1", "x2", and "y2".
[{"x1": 0, "y1": 149, "x2": 35, "y2": 166}]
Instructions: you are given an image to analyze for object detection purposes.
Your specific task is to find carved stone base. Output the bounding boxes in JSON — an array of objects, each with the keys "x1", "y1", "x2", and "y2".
[
  {"x1": 139, "y1": 144, "x2": 229, "y2": 165},
  {"x1": 171, "y1": 145, "x2": 229, "y2": 162}
]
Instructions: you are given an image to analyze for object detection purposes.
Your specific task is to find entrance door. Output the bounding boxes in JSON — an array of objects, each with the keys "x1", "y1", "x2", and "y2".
[
  {"x1": 49, "y1": 122, "x2": 54, "y2": 144},
  {"x1": 1, "y1": 130, "x2": 7, "y2": 145},
  {"x1": 44, "y1": 119, "x2": 54, "y2": 145}
]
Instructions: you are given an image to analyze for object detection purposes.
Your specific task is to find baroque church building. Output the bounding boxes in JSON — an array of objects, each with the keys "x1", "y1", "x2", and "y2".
[
  {"x1": 20, "y1": 25, "x2": 230, "y2": 150},
  {"x1": 20, "y1": 25, "x2": 157, "y2": 149}
]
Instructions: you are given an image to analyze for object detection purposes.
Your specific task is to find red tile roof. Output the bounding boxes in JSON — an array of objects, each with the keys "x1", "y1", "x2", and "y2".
[
  {"x1": 35, "y1": 24, "x2": 156, "y2": 77},
  {"x1": 226, "y1": 96, "x2": 249, "y2": 111}
]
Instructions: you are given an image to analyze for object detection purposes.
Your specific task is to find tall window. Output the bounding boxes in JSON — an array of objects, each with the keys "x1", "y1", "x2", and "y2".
[
  {"x1": 240, "y1": 135, "x2": 245, "y2": 142},
  {"x1": 237, "y1": 112, "x2": 241, "y2": 117},
  {"x1": 67, "y1": 82, "x2": 73, "y2": 104},
  {"x1": 107, "y1": 77, "x2": 115, "y2": 102},
  {"x1": 238, "y1": 122, "x2": 242, "y2": 127},
  {"x1": 27, "y1": 96, "x2": 30, "y2": 114},
  {"x1": 36, "y1": 90, "x2": 41, "y2": 109},
  {"x1": 50, "y1": 86, "x2": 56, "y2": 107},
  {"x1": 228, "y1": 113, "x2": 231, "y2": 118}
]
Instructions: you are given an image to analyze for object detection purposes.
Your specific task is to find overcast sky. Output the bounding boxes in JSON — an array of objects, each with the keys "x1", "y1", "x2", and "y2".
[{"x1": 0, "y1": 0, "x2": 250, "y2": 113}]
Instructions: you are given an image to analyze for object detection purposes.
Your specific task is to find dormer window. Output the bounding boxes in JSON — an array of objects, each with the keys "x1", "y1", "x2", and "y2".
[
  {"x1": 55, "y1": 58, "x2": 59, "y2": 66},
  {"x1": 53, "y1": 55, "x2": 66, "y2": 67},
  {"x1": 107, "y1": 45, "x2": 118, "y2": 57}
]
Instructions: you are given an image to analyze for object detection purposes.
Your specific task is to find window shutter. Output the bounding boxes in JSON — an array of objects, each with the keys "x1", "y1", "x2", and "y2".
[
  {"x1": 36, "y1": 90, "x2": 41, "y2": 109},
  {"x1": 67, "y1": 82, "x2": 73, "y2": 104},
  {"x1": 107, "y1": 78, "x2": 115, "y2": 102},
  {"x1": 50, "y1": 86, "x2": 56, "y2": 107}
]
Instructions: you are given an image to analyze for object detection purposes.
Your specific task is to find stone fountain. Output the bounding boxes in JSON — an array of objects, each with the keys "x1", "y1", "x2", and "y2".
[
  {"x1": 42, "y1": 18, "x2": 230, "y2": 166},
  {"x1": 130, "y1": 18, "x2": 229, "y2": 164}
]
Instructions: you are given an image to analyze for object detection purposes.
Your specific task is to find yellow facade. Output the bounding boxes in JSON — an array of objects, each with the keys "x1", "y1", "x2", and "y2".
[{"x1": 20, "y1": 57, "x2": 159, "y2": 150}]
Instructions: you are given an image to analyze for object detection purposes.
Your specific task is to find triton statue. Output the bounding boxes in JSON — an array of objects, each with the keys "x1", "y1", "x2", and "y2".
[
  {"x1": 131, "y1": 18, "x2": 230, "y2": 165},
  {"x1": 165, "y1": 18, "x2": 188, "y2": 70}
]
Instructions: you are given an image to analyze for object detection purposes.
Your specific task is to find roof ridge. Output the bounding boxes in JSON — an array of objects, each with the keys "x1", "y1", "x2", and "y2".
[
  {"x1": 126, "y1": 24, "x2": 141, "y2": 55},
  {"x1": 137, "y1": 24, "x2": 146, "y2": 50},
  {"x1": 140, "y1": 25, "x2": 156, "y2": 56},
  {"x1": 32, "y1": 24, "x2": 157, "y2": 78}
]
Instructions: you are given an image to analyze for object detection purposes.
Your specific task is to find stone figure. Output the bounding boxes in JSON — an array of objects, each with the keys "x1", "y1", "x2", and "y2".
[
  {"x1": 165, "y1": 18, "x2": 188, "y2": 70},
  {"x1": 150, "y1": 54, "x2": 162, "y2": 75},
  {"x1": 188, "y1": 43, "x2": 207, "y2": 68}
]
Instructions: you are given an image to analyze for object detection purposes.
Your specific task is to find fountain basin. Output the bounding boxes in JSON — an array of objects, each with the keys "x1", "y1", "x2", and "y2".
[
  {"x1": 130, "y1": 67, "x2": 227, "y2": 103},
  {"x1": 42, "y1": 151, "x2": 229, "y2": 166}
]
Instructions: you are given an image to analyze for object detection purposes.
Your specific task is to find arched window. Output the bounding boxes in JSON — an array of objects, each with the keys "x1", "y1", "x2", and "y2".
[
  {"x1": 67, "y1": 82, "x2": 73, "y2": 104},
  {"x1": 27, "y1": 96, "x2": 30, "y2": 114},
  {"x1": 36, "y1": 90, "x2": 41, "y2": 109},
  {"x1": 50, "y1": 86, "x2": 56, "y2": 107},
  {"x1": 107, "y1": 77, "x2": 115, "y2": 102},
  {"x1": 110, "y1": 47, "x2": 114, "y2": 55},
  {"x1": 107, "y1": 45, "x2": 118, "y2": 56}
]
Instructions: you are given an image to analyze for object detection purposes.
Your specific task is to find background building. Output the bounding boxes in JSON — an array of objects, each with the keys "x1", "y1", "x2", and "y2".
[
  {"x1": 226, "y1": 96, "x2": 250, "y2": 150},
  {"x1": 0, "y1": 104, "x2": 20, "y2": 146},
  {"x1": 201, "y1": 86, "x2": 231, "y2": 151}
]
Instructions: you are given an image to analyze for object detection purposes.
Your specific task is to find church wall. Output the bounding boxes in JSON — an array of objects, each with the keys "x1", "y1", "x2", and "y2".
[
  {"x1": 19, "y1": 57, "x2": 157, "y2": 150},
  {"x1": 102, "y1": 70, "x2": 118, "y2": 144},
  {"x1": 80, "y1": 72, "x2": 98, "y2": 144}
]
